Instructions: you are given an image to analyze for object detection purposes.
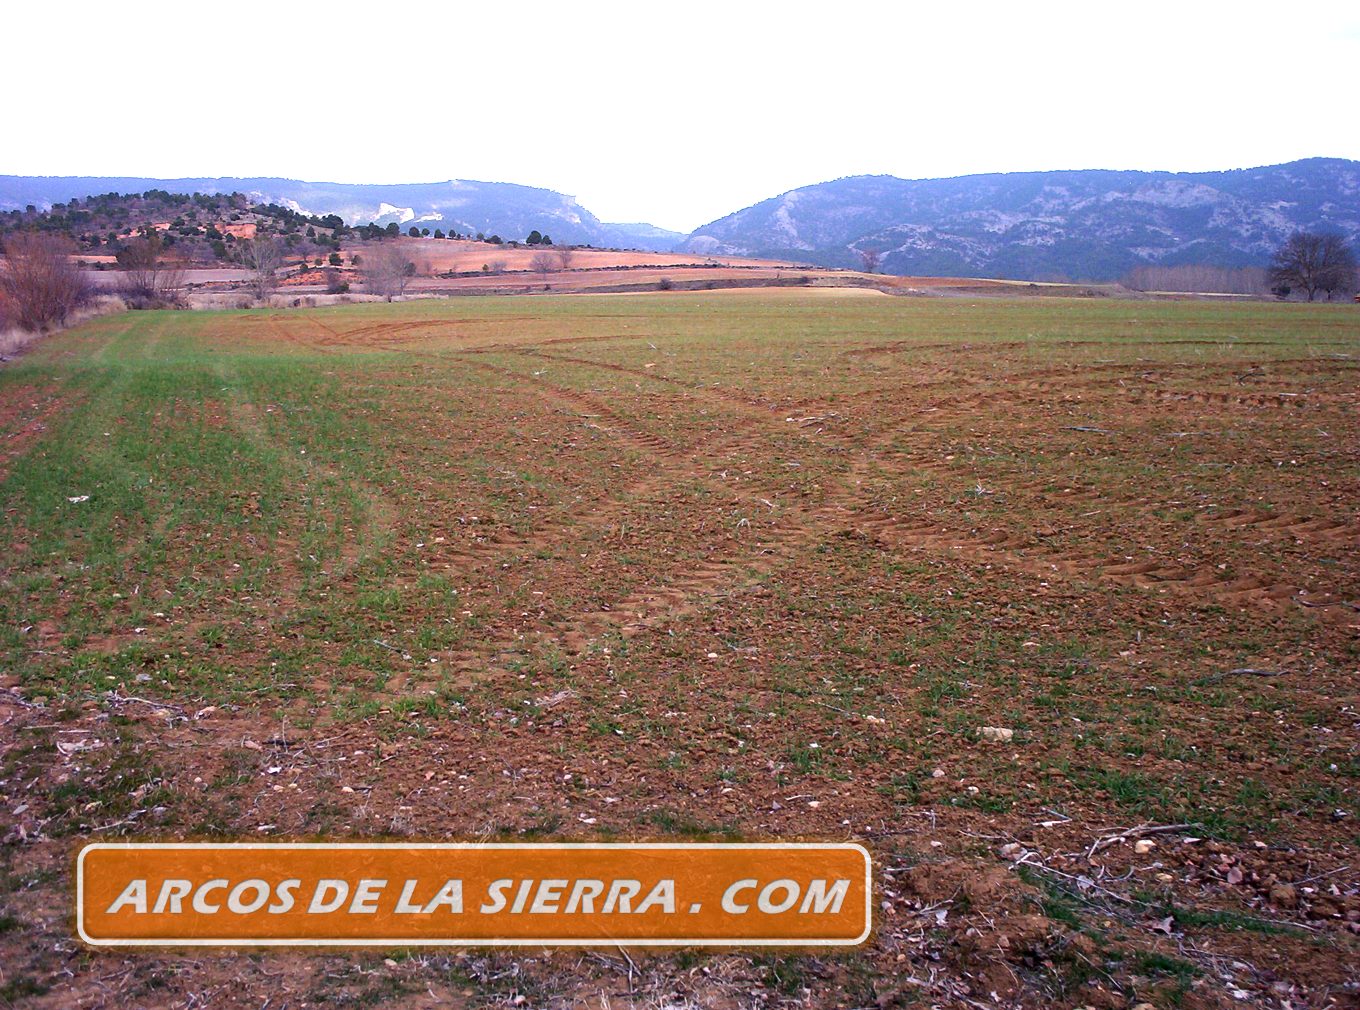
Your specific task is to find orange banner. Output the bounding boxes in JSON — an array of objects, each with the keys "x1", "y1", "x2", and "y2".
[{"x1": 77, "y1": 842, "x2": 871, "y2": 947}]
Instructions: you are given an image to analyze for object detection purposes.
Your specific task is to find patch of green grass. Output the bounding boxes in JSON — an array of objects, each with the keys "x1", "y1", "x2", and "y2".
[
  {"x1": 1136, "y1": 896, "x2": 1305, "y2": 936},
  {"x1": 783, "y1": 742, "x2": 825, "y2": 775},
  {"x1": 645, "y1": 809, "x2": 739, "y2": 839},
  {"x1": 518, "y1": 813, "x2": 564, "y2": 838},
  {"x1": 1088, "y1": 768, "x2": 1161, "y2": 808},
  {"x1": 876, "y1": 771, "x2": 923, "y2": 804},
  {"x1": 0, "y1": 977, "x2": 51, "y2": 1001},
  {"x1": 45, "y1": 750, "x2": 175, "y2": 837},
  {"x1": 1017, "y1": 866, "x2": 1094, "y2": 933},
  {"x1": 1133, "y1": 950, "x2": 1199, "y2": 982},
  {"x1": 949, "y1": 790, "x2": 1013, "y2": 814}
]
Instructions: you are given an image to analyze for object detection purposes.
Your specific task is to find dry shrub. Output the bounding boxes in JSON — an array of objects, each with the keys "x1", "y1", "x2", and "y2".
[
  {"x1": 231, "y1": 237, "x2": 282, "y2": 301},
  {"x1": 323, "y1": 268, "x2": 349, "y2": 294},
  {"x1": 0, "y1": 232, "x2": 96, "y2": 331},
  {"x1": 114, "y1": 233, "x2": 185, "y2": 308},
  {"x1": 1, "y1": 321, "x2": 35, "y2": 358},
  {"x1": 362, "y1": 244, "x2": 415, "y2": 300}
]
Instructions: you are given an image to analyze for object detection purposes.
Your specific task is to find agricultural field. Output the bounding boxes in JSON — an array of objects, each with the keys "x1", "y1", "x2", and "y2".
[{"x1": 1, "y1": 290, "x2": 1358, "y2": 1008}]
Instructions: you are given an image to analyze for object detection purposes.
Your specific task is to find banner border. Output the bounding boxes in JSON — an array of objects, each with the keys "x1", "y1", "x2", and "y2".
[{"x1": 76, "y1": 841, "x2": 873, "y2": 948}]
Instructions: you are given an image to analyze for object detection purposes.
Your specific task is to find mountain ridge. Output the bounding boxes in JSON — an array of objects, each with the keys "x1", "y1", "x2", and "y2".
[
  {"x1": 684, "y1": 158, "x2": 1360, "y2": 280},
  {"x1": 0, "y1": 175, "x2": 686, "y2": 252},
  {"x1": 3, "y1": 160, "x2": 1358, "y2": 279}
]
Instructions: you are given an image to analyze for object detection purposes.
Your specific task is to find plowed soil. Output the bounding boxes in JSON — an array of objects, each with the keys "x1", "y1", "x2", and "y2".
[{"x1": 1, "y1": 293, "x2": 1357, "y2": 1009}]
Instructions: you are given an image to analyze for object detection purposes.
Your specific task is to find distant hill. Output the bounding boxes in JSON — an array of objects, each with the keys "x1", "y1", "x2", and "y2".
[
  {"x1": 8, "y1": 162, "x2": 1358, "y2": 280},
  {"x1": 683, "y1": 159, "x2": 1360, "y2": 281},
  {"x1": 0, "y1": 176, "x2": 685, "y2": 252}
]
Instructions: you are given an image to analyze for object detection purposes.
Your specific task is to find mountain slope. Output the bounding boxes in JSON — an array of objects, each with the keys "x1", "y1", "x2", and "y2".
[
  {"x1": 684, "y1": 159, "x2": 1360, "y2": 280},
  {"x1": 0, "y1": 176, "x2": 685, "y2": 252}
]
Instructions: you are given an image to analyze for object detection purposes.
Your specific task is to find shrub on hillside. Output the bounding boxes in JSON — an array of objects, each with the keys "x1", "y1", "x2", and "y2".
[{"x1": 115, "y1": 233, "x2": 185, "y2": 308}]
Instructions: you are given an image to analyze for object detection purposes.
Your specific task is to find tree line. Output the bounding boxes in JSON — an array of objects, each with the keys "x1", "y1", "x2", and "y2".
[{"x1": 1119, "y1": 233, "x2": 1356, "y2": 300}]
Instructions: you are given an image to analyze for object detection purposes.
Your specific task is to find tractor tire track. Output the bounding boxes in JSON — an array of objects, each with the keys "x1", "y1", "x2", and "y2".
[
  {"x1": 390, "y1": 340, "x2": 1358, "y2": 697},
  {"x1": 840, "y1": 429, "x2": 1359, "y2": 625}
]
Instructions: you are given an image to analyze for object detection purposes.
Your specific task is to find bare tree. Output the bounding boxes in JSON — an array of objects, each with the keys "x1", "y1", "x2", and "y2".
[
  {"x1": 529, "y1": 251, "x2": 559, "y2": 278},
  {"x1": 115, "y1": 232, "x2": 185, "y2": 307},
  {"x1": 1268, "y1": 232, "x2": 1357, "y2": 301},
  {"x1": 554, "y1": 246, "x2": 575, "y2": 271},
  {"x1": 858, "y1": 248, "x2": 882, "y2": 274},
  {"x1": 232, "y1": 237, "x2": 283, "y2": 301},
  {"x1": 362, "y1": 243, "x2": 415, "y2": 300},
  {"x1": 0, "y1": 233, "x2": 94, "y2": 331},
  {"x1": 323, "y1": 268, "x2": 349, "y2": 294}
]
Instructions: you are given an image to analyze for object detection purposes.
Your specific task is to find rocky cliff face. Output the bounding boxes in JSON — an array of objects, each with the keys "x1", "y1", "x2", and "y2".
[{"x1": 684, "y1": 159, "x2": 1360, "y2": 280}]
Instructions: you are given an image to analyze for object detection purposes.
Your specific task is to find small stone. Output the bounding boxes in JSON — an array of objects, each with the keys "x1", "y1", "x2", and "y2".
[
  {"x1": 1134, "y1": 839, "x2": 1157, "y2": 854},
  {"x1": 979, "y1": 726, "x2": 1014, "y2": 743},
  {"x1": 1269, "y1": 883, "x2": 1298, "y2": 908},
  {"x1": 998, "y1": 842, "x2": 1024, "y2": 859}
]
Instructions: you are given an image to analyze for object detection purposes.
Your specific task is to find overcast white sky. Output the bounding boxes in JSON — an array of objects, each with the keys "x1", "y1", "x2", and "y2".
[{"x1": 7, "y1": 1, "x2": 1358, "y2": 232}]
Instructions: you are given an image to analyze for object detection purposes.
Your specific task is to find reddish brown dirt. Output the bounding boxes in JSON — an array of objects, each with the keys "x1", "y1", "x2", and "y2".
[
  {"x1": 384, "y1": 239, "x2": 802, "y2": 275},
  {"x1": 0, "y1": 383, "x2": 66, "y2": 482}
]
